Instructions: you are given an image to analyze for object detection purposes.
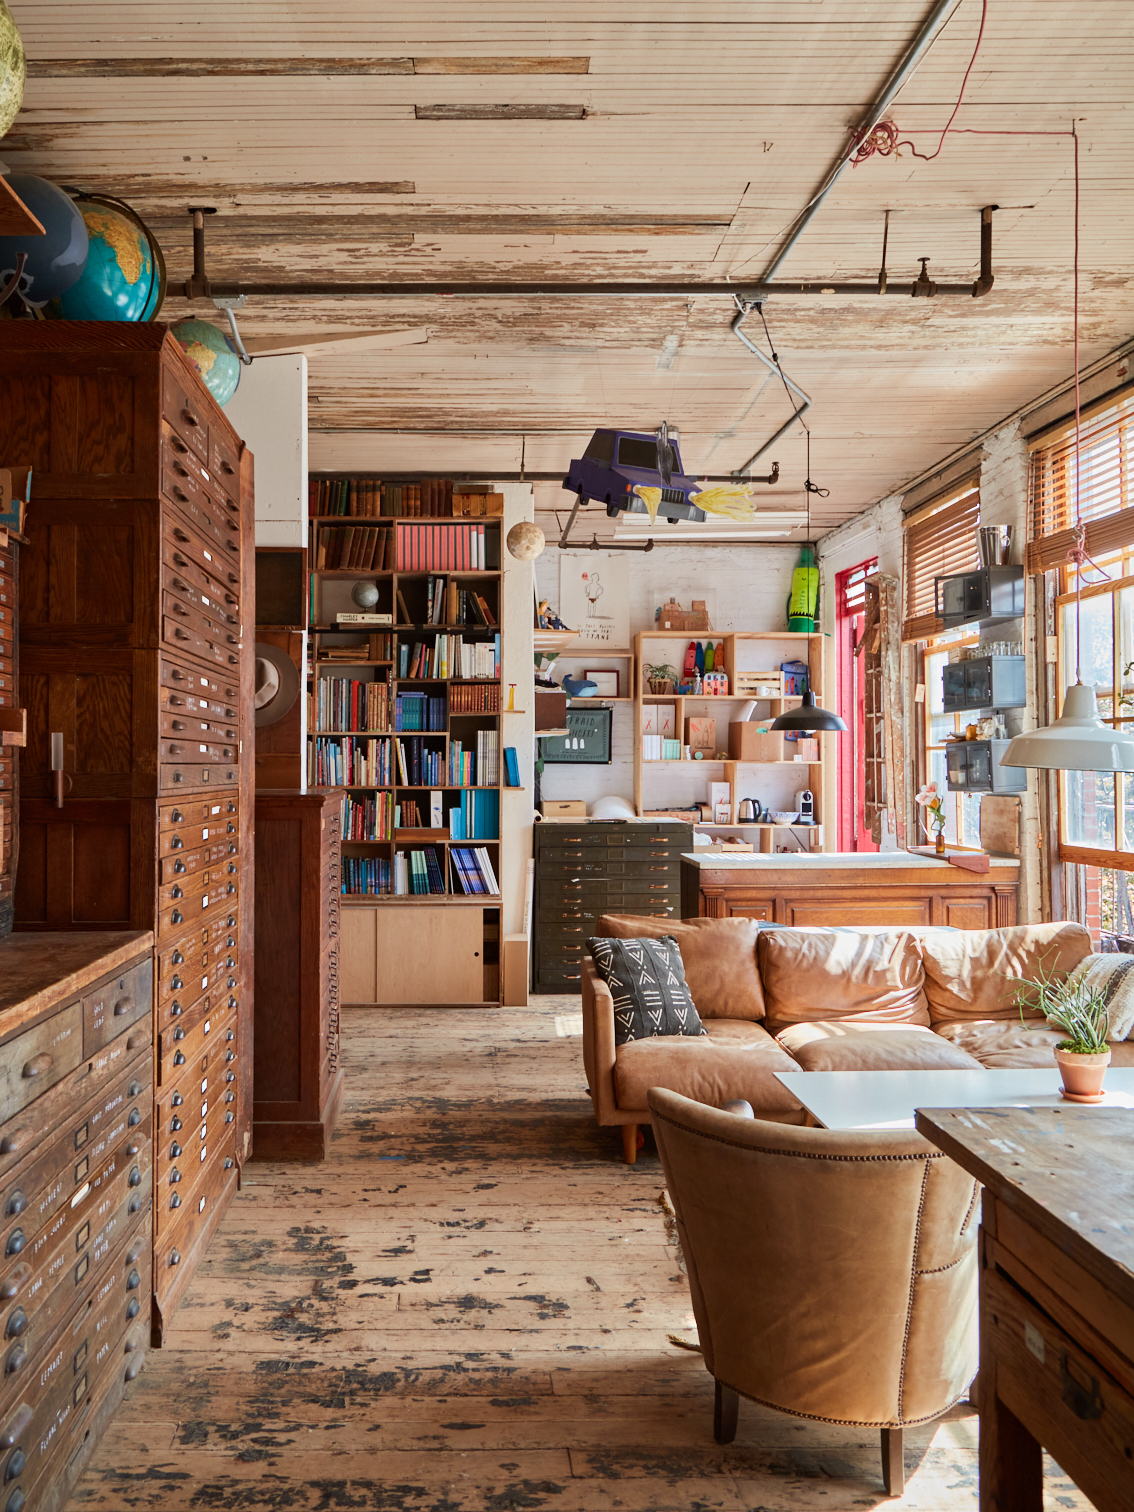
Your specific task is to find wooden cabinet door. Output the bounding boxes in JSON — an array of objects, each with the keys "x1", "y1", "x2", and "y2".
[{"x1": 343, "y1": 905, "x2": 485, "y2": 1004}]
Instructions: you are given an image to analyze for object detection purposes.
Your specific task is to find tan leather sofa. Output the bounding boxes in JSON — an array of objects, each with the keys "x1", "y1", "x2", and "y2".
[
  {"x1": 580, "y1": 914, "x2": 1124, "y2": 1162},
  {"x1": 649, "y1": 1087, "x2": 979, "y2": 1494}
]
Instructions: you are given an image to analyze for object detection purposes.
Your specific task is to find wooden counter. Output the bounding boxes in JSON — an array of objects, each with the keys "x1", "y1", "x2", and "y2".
[{"x1": 681, "y1": 851, "x2": 1019, "y2": 928}]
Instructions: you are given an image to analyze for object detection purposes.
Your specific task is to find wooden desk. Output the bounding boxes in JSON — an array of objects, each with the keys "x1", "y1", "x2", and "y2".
[
  {"x1": 915, "y1": 1106, "x2": 1134, "y2": 1512},
  {"x1": 681, "y1": 852, "x2": 1019, "y2": 928}
]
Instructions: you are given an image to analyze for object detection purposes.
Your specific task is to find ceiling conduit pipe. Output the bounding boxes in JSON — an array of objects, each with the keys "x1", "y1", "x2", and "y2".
[
  {"x1": 730, "y1": 299, "x2": 812, "y2": 474},
  {"x1": 758, "y1": 0, "x2": 965, "y2": 287}
]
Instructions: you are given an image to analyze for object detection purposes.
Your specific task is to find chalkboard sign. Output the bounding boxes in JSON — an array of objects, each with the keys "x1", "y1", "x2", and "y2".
[{"x1": 541, "y1": 706, "x2": 613, "y2": 764}]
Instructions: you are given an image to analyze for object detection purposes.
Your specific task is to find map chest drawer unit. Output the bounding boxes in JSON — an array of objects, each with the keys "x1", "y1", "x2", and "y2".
[{"x1": 534, "y1": 822, "x2": 693, "y2": 990}]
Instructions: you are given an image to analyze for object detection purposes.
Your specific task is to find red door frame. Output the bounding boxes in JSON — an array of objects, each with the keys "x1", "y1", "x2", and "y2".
[{"x1": 835, "y1": 559, "x2": 878, "y2": 852}]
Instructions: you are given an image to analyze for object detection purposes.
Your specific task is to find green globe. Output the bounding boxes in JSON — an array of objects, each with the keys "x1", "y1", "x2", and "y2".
[
  {"x1": 51, "y1": 197, "x2": 165, "y2": 322},
  {"x1": 0, "y1": 0, "x2": 25, "y2": 140},
  {"x1": 171, "y1": 319, "x2": 241, "y2": 407}
]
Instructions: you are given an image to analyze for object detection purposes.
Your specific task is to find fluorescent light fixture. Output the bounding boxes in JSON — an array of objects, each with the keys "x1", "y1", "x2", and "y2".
[{"x1": 613, "y1": 513, "x2": 807, "y2": 543}]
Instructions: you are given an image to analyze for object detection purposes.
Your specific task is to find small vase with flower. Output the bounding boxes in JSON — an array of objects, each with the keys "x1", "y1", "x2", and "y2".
[{"x1": 915, "y1": 782, "x2": 947, "y2": 855}]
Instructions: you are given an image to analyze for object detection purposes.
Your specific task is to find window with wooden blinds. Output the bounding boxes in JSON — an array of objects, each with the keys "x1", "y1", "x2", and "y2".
[
  {"x1": 1027, "y1": 391, "x2": 1134, "y2": 574},
  {"x1": 901, "y1": 487, "x2": 980, "y2": 642}
]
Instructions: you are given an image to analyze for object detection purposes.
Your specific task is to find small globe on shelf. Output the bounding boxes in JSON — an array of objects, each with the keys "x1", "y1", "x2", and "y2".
[
  {"x1": 351, "y1": 581, "x2": 380, "y2": 609},
  {"x1": 170, "y1": 319, "x2": 241, "y2": 407},
  {"x1": 0, "y1": 174, "x2": 88, "y2": 307},
  {"x1": 48, "y1": 194, "x2": 165, "y2": 322},
  {"x1": 0, "y1": 0, "x2": 26, "y2": 139},
  {"x1": 506, "y1": 521, "x2": 546, "y2": 561}
]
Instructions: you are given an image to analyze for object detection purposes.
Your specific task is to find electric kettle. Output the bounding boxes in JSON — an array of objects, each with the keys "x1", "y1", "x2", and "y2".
[{"x1": 738, "y1": 799, "x2": 764, "y2": 822}]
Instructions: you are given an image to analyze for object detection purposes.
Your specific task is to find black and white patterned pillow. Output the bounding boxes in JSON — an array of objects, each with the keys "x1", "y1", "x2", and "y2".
[{"x1": 588, "y1": 936, "x2": 708, "y2": 1047}]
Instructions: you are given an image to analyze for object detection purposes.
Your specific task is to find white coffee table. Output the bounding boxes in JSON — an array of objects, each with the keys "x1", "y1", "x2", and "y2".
[{"x1": 773, "y1": 1066, "x2": 1134, "y2": 1131}]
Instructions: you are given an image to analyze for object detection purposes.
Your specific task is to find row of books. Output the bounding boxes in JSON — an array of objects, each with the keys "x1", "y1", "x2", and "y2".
[
  {"x1": 342, "y1": 792, "x2": 395, "y2": 841},
  {"x1": 449, "y1": 682, "x2": 501, "y2": 713},
  {"x1": 448, "y1": 732, "x2": 499, "y2": 789},
  {"x1": 398, "y1": 634, "x2": 500, "y2": 680},
  {"x1": 450, "y1": 846, "x2": 501, "y2": 896},
  {"x1": 310, "y1": 478, "x2": 456, "y2": 519},
  {"x1": 394, "y1": 692, "x2": 446, "y2": 731},
  {"x1": 404, "y1": 847, "x2": 447, "y2": 896},
  {"x1": 312, "y1": 677, "x2": 392, "y2": 734},
  {"x1": 395, "y1": 735, "x2": 444, "y2": 787},
  {"x1": 342, "y1": 857, "x2": 393, "y2": 895},
  {"x1": 423, "y1": 576, "x2": 497, "y2": 627},
  {"x1": 449, "y1": 788, "x2": 500, "y2": 840},
  {"x1": 311, "y1": 736, "x2": 393, "y2": 787},
  {"x1": 315, "y1": 524, "x2": 393, "y2": 572},
  {"x1": 396, "y1": 523, "x2": 491, "y2": 572}
]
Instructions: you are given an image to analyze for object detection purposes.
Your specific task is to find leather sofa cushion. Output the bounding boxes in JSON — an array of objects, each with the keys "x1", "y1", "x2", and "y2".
[
  {"x1": 934, "y1": 1020, "x2": 1069, "y2": 1068},
  {"x1": 758, "y1": 929, "x2": 930, "y2": 1036},
  {"x1": 777, "y1": 1021, "x2": 984, "y2": 1072},
  {"x1": 597, "y1": 913, "x2": 765, "y2": 1020},
  {"x1": 613, "y1": 1017, "x2": 803, "y2": 1115},
  {"x1": 919, "y1": 922, "x2": 1093, "y2": 1025}
]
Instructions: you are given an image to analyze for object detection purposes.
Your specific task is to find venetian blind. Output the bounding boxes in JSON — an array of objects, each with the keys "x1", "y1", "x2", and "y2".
[
  {"x1": 901, "y1": 486, "x2": 980, "y2": 642},
  {"x1": 1027, "y1": 391, "x2": 1134, "y2": 573}
]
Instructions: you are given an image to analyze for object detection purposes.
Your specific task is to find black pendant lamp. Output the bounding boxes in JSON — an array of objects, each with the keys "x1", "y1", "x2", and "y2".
[
  {"x1": 770, "y1": 431, "x2": 847, "y2": 734},
  {"x1": 771, "y1": 681, "x2": 847, "y2": 733}
]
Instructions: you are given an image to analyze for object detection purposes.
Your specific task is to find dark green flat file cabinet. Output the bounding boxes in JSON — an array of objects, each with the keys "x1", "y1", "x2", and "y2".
[{"x1": 534, "y1": 822, "x2": 693, "y2": 991}]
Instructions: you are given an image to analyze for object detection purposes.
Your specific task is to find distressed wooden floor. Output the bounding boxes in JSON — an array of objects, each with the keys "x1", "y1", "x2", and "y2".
[{"x1": 68, "y1": 999, "x2": 1090, "y2": 1512}]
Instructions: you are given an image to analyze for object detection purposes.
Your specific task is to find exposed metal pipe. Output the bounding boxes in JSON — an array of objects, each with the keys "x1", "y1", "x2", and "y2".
[
  {"x1": 557, "y1": 489, "x2": 654, "y2": 551},
  {"x1": 760, "y1": 0, "x2": 964, "y2": 285},
  {"x1": 304, "y1": 468, "x2": 780, "y2": 484},
  {"x1": 730, "y1": 301, "x2": 813, "y2": 474}
]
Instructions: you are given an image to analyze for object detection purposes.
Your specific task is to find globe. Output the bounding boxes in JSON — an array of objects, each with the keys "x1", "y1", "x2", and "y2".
[
  {"x1": 0, "y1": 175, "x2": 88, "y2": 307},
  {"x1": 506, "y1": 521, "x2": 546, "y2": 560},
  {"x1": 351, "y1": 581, "x2": 380, "y2": 609},
  {"x1": 50, "y1": 196, "x2": 165, "y2": 322},
  {"x1": 171, "y1": 319, "x2": 241, "y2": 407},
  {"x1": 0, "y1": 1, "x2": 25, "y2": 138}
]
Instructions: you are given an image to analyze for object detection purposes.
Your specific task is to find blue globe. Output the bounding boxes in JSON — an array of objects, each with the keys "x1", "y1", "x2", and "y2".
[
  {"x1": 171, "y1": 319, "x2": 241, "y2": 407},
  {"x1": 0, "y1": 174, "x2": 87, "y2": 306},
  {"x1": 51, "y1": 196, "x2": 164, "y2": 322}
]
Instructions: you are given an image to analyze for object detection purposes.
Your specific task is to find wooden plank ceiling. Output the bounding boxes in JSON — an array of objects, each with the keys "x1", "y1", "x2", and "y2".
[{"x1": 6, "y1": 1, "x2": 1134, "y2": 538}]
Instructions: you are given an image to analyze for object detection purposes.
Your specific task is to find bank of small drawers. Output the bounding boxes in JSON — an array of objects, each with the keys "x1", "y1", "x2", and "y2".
[
  {"x1": 0, "y1": 941, "x2": 154, "y2": 1512},
  {"x1": 534, "y1": 823, "x2": 693, "y2": 990}
]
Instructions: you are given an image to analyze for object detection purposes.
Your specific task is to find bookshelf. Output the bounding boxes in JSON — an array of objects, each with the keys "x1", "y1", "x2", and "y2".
[
  {"x1": 307, "y1": 477, "x2": 508, "y2": 1004},
  {"x1": 632, "y1": 629, "x2": 830, "y2": 853}
]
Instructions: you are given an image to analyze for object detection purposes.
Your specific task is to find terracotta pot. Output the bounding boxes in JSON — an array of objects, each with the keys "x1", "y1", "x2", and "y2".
[
  {"x1": 1055, "y1": 1046, "x2": 1111, "y2": 1099},
  {"x1": 649, "y1": 679, "x2": 671, "y2": 695}
]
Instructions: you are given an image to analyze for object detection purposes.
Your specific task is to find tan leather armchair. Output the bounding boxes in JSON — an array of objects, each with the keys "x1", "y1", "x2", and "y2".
[{"x1": 648, "y1": 1087, "x2": 979, "y2": 1495}]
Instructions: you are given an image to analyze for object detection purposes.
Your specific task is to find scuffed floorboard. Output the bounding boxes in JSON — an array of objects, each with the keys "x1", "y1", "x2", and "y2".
[{"x1": 67, "y1": 999, "x2": 1090, "y2": 1511}]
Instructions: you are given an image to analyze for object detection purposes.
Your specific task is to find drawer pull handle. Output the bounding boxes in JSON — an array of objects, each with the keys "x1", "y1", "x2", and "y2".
[
  {"x1": 127, "y1": 1031, "x2": 147, "y2": 1052},
  {"x1": 171, "y1": 950, "x2": 184, "y2": 965},
  {"x1": 173, "y1": 1051, "x2": 186, "y2": 1066},
  {"x1": 114, "y1": 994, "x2": 136, "y2": 1016},
  {"x1": 170, "y1": 1169, "x2": 182, "y2": 1184},
  {"x1": 3, "y1": 1195, "x2": 23, "y2": 1220},
  {"x1": 226, "y1": 1071, "x2": 236, "y2": 1083},
  {"x1": 126, "y1": 1297, "x2": 140, "y2": 1321},
  {"x1": 126, "y1": 1269, "x2": 140, "y2": 1291},
  {"x1": 1061, "y1": 1354, "x2": 1104, "y2": 1420},
  {"x1": 171, "y1": 836, "x2": 184, "y2": 852},
  {"x1": 3, "y1": 1346, "x2": 25, "y2": 1377},
  {"x1": 127, "y1": 1109, "x2": 141, "y2": 1127},
  {"x1": 171, "y1": 886, "x2": 183, "y2": 899},
  {"x1": 224, "y1": 1157, "x2": 235, "y2": 1170},
  {"x1": 171, "y1": 1093, "x2": 183, "y2": 1106},
  {"x1": 171, "y1": 1143, "x2": 183, "y2": 1158},
  {"x1": 6, "y1": 1447, "x2": 26, "y2": 1483},
  {"x1": 127, "y1": 1166, "x2": 142, "y2": 1188},
  {"x1": 3, "y1": 1312, "x2": 25, "y2": 1342},
  {"x1": 169, "y1": 1249, "x2": 181, "y2": 1266},
  {"x1": 128, "y1": 1194, "x2": 142, "y2": 1216},
  {"x1": 173, "y1": 860, "x2": 186, "y2": 874},
  {"x1": 171, "y1": 911, "x2": 183, "y2": 925},
  {"x1": 171, "y1": 975, "x2": 182, "y2": 990},
  {"x1": 128, "y1": 1080, "x2": 143, "y2": 1097},
  {"x1": 170, "y1": 1002, "x2": 182, "y2": 1017},
  {"x1": 227, "y1": 976, "x2": 237, "y2": 989},
  {"x1": 172, "y1": 1027, "x2": 185, "y2": 1042},
  {"x1": 225, "y1": 1110, "x2": 234, "y2": 1123},
  {"x1": 170, "y1": 1193, "x2": 181, "y2": 1210},
  {"x1": 170, "y1": 1116, "x2": 182, "y2": 1132},
  {"x1": 171, "y1": 719, "x2": 186, "y2": 731},
  {"x1": 182, "y1": 409, "x2": 200, "y2": 428},
  {"x1": 172, "y1": 551, "x2": 188, "y2": 566},
  {"x1": 20, "y1": 1054, "x2": 51, "y2": 1082},
  {"x1": 172, "y1": 487, "x2": 188, "y2": 502},
  {"x1": 125, "y1": 1357, "x2": 145, "y2": 1382},
  {"x1": 173, "y1": 528, "x2": 189, "y2": 542},
  {"x1": 5, "y1": 1485, "x2": 25, "y2": 1512},
  {"x1": 0, "y1": 1138, "x2": 18, "y2": 1158},
  {"x1": 0, "y1": 1267, "x2": 29, "y2": 1304}
]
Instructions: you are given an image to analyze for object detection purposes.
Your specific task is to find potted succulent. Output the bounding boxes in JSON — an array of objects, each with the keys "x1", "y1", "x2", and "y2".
[
  {"x1": 1017, "y1": 969, "x2": 1112, "y2": 1100},
  {"x1": 646, "y1": 662, "x2": 676, "y2": 695}
]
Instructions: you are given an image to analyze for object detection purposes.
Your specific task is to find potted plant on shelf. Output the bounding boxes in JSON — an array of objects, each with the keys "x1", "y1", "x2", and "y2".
[
  {"x1": 1016, "y1": 969, "x2": 1113, "y2": 1101},
  {"x1": 646, "y1": 662, "x2": 676, "y2": 695}
]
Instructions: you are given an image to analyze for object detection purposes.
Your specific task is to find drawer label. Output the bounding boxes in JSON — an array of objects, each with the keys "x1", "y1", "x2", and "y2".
[{"x1": 1025, "y1": 1320, "x2": 1045, "y2": 1363}]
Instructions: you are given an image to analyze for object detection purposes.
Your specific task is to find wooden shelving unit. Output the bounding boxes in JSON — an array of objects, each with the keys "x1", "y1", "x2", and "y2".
[
  {"x1": 307, "y1": 490, "x2": 504, "y2": 1004},
  {"x1": 632, "y1": 629, "x2": 829, "y2": 853}
]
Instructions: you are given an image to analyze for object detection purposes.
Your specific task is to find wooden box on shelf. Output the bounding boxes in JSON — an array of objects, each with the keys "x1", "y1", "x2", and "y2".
[{"x1": 535, "y1": 689, "x2": 568, "y2": 730}]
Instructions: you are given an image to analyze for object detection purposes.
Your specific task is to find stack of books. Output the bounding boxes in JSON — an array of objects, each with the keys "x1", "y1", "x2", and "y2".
[{"x1": 342, "y1": 792, "x2": 395, "y2": 841}]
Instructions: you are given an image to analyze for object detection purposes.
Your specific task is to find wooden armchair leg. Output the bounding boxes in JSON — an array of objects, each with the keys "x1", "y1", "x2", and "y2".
[
  {"x1": 714, "y1": 1380, "x2": 739, "y2": 1444},
  {"x1": 621, "y1": 1124, "x2": 638, "y2": 1164},
  {"x1": 881, "y1": 1426, "x2": 904, "y2": 1495}
]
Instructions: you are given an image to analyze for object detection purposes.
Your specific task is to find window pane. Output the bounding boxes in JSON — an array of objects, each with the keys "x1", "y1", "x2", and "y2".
[
  {"x1": 1063, "y1": 768, "x2": 1116, "y2": 847},
  {"x1": 1078, "y1": 865, "x2": 1134, "y2": 947},
  {"x1": 1062, "y1": 593, "x2": 1115, "y2": 696},
  {"x1": 926, "y1": 650, "x2": 947, "y2": 714}
]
